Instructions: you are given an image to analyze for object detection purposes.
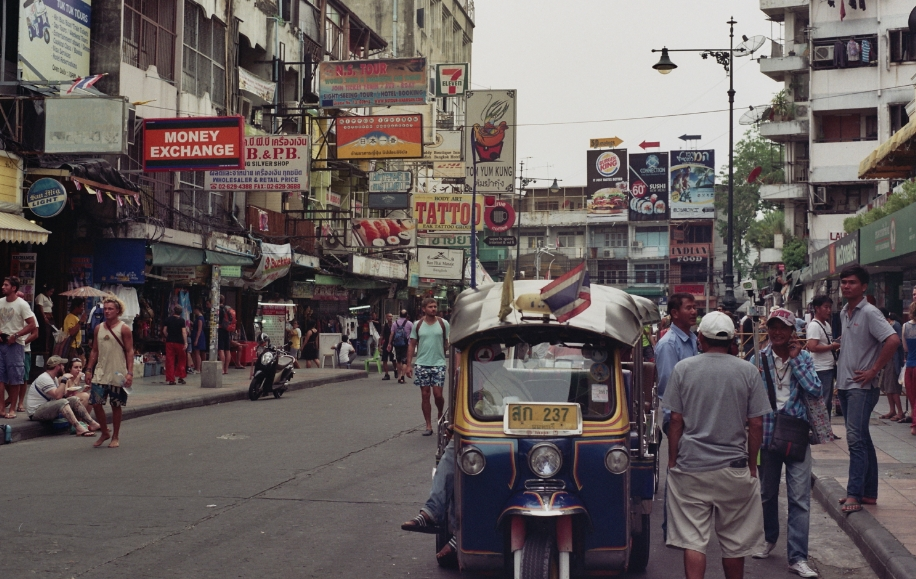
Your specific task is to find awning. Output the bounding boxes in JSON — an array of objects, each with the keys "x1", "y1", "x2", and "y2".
[
  {"x1": 151, "y1": 244, "x2": 205, "y2": 266},
  {"x1": 204, "y1": 250, "x2": 253, "y2": 266},
  {"x1": 625, "y1": 286, "x2": 666, "y2": 297},
  {"x1": 859, "y1": 119, "x2": 916, "y2": 179},
  {"x1": 0, "y1": 212, "x2": 50, "y2": 244}
]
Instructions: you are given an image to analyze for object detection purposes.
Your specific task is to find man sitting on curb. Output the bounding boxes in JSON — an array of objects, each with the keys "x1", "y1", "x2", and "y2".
[{"x1": 25, "y1": 355, "x2": 100, "y2": 436}]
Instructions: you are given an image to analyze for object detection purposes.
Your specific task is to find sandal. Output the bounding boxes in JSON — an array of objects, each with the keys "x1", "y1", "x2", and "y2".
[
  {"x1": 842, "y1": 500, "x2": 863, "y2": 513},
  {"x1": 891, "y1": 414, "x2": 907, "y2": 422},
  {"x1": 880, "y1": 412, "x2": 896, "y2": 419},
  {"x1": 437, "y1": 536, "x2": 458, "y2": 567},
  {"x1": 422, "y1": 429, "x2": 433, "y2": 436},
  {"x1": 401, "y1": 511, "x2": 440, "y2": 534},
  {"x1": 398, "y1": 377, "x2": 405, "y2": 384}
]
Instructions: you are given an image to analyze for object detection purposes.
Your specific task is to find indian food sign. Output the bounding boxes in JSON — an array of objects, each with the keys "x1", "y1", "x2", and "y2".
[
  {"x1": 586, "y1": 149, "x2": 627, "y2": 223},
  {"x1": 336, "y1": 115, "x2": 423, "y2": 159},
  {"x1": 318, "y1": 58, "x2": 428, "y2": 108},
  {"x1": 413, "y1": 193, "x2": 484, "y2": 232}
]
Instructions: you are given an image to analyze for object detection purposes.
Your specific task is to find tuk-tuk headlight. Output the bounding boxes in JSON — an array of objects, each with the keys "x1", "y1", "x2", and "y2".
[
  {"x1": 605, "y1": 448, "x2": 630, "y2": 474},
  {"x1": 458, "y1": 446, "x2": 486, "y2": 476},
  {"x1": 528, "y1": 443, "x2": 562, "y2": 478}
]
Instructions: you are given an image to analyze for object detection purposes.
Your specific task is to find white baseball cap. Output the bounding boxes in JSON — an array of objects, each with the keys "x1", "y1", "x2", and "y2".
[{"x1": 697, "y1": 311, "x2": 735, "y2": 340}]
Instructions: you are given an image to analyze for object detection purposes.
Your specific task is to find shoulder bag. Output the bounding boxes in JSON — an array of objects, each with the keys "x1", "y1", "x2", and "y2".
[{"x1": 762, "y1": 354, "x2": 810, "y2": 462}]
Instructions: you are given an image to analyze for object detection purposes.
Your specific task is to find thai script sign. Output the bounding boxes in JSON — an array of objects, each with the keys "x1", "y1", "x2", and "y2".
[
  {"x1": 413, "y1": 193, "x2": 484, "y2": 232},
  {"x1": 670, "y1": 149, "x2": 716, "y2": 220},
  {"x1": 143, "y1": 117, "x2": 245, "y2": 171},
  {"x1": 465, "y1": 90, "x2": 516, "y2": 193},
  {"x1": 318, "y1": 58, "x2": 428, "y2": 108},
  {"x1": 205, "y1": 135, "x2": 309, "y2": 191},
  {"x1": 369, "y1": 170, "x2": 412, "y2": 193},
  {"x1": 859, "y1": 201, "x2": 916, "y2": 265},
  {"x1": 337, "y1": 115, "x2": 423, "y2": 159}
]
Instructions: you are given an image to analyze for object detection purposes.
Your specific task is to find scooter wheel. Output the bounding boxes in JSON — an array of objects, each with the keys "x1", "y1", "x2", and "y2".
[
  {"x1": 273, "y1": 387, "x2": 284, "y2": 399},
  {"x1": 248, "y1": 375, "x2": 264, "y2": 401}
]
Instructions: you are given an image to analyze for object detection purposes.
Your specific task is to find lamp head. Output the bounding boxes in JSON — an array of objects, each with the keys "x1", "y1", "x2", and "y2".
[
  {"x1": 549, "y1": 179, "x2": 560, "y2": 194},
  {"x1": 653, "y1": 48, "x2": 677, "y2": 74}
]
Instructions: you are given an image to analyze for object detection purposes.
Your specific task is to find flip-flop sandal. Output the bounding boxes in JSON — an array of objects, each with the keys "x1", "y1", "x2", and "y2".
[
  {"x1": 879, "y1": 412, "x2": 896, "y2": 419},
  {"x1": 401, "y1": 512, "x2": 440, "y2": 534},
  {"x1": 839, "y1": 497, "x2": 877, "y2": 505},
  {"x1": 842, "y1": 501, "x2": 864, "y2": 513},
  {"x1": 422, "y1": 429, "x2": 433, "y2": 436},
  {"x1": 437, "y1": 536, "x2": 458, "y2": 568}
]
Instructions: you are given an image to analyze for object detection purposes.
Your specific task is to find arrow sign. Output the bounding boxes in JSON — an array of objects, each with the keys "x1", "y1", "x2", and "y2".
[
  {"x1": 678, "y1": 134, "x2": 702, "y2": 141},
  {"x1": 590, "y1": 137, "x2": 624, "y2": 148},
  {"x1": 639, "y1": 140, "x2": 660, "y2": 150}
]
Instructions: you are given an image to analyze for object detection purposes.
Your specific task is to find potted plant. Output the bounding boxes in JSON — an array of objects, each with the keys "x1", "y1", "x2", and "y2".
[{"x1": 770, "y1": 89, "x2": 794, "y2": 122}]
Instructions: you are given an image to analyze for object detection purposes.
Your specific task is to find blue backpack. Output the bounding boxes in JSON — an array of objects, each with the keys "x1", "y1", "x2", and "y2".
[{"x1": 392, "y1": 320, "x2": 409, "y2": 347}]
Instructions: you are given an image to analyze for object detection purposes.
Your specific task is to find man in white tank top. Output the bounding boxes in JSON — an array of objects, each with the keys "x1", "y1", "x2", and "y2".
[{"x1": 85, "y1": 297, "x2": 134, "y2": 449}]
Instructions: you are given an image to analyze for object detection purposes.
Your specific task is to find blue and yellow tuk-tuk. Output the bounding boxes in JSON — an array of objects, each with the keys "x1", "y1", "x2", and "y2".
[{"x1": 436, "y1": 280, "x2": 661, "y2": 578}]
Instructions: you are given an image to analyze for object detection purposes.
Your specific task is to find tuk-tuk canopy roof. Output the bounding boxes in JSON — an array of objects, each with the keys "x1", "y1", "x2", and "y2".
[{"x1": 449, "y1": 281, "x2": 661, "y2": 349}]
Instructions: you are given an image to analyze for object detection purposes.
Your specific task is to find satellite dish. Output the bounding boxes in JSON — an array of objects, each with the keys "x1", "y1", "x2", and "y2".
[
  {"x1": 739, "y1": 105, "x2": 771, "y2": 126},
  {"x1": 735, "y1": 35, "x2": 766, "y2": 57},
  {"x1": 747, "y1": 166, "x2": 763, "y2": 184}
]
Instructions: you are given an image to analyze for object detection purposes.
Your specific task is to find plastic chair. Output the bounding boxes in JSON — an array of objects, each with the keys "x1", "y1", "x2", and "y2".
[{"x1": 363, "y1": 349, "x2": 382, "y2": 373}]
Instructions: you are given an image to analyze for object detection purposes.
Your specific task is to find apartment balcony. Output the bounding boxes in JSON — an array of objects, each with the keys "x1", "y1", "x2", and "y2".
[
  {"x1": 760, "y1": 54, "x2": 809, "y2": 82},
  {"x1": 760, "y1": 183, "x2": 807, "y2": 202},
  {"x1": 810, "y1": 140, "x2": 877, "y2": 183},
  {"x1": 589, "y1": 246, "x2": 628, "y2": 260},
  {"x1": 519, "y1": 210, "x2": 587, "y2": 227},
  {"x1": 759, "y1": 118, "x2": 810, "y2": 142},
  {"x1": 629, "y1": 244, "x2": 666, "y2": 260},
  {"x1": 760, "y1": 0, "x2": 809, "y2": 20}
]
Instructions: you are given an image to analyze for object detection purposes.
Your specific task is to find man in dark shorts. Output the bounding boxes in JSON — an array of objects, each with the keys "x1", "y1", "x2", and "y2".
[
  {"x1": 388, "y1": 310, "x2": 413, "y2": 384},
  {"x1": 217, "y1": 295, "x2": 231, "y2": 375},
  {"x1": 380, "y1": 312, "x2": 393, "y2": 380}
]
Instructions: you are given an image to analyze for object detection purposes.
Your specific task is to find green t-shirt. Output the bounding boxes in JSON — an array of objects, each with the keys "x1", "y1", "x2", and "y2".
[{"x1": 410, "y1": 317, "x2": 450, "y2": 367}]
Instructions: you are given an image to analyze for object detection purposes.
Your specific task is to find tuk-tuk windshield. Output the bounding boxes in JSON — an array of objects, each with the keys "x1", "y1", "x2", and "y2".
[{"x1": 469, "y1": 341, "x2": 617, "y2": 421}]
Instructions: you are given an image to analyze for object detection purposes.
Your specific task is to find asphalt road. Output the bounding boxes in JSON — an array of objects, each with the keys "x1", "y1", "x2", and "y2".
[{"x1": 0, "y1": 375, "x2": 876, "y2": 578}]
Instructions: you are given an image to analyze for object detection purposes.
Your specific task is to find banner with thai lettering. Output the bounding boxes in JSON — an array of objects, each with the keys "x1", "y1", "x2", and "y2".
[
  {"x1": 412, "y1": 194, "x2": 484, "y2": 232},
  {"x1": 669, "y1": 150, "x2": 716, "y2": 219},
  {"x1": 628, "y1": 152, "x2": 669, "y2": 221},
  {"x1": 465, "y1": 90, "x2": 516, "y2": 193},
  {"x1": 586, "y1": 149, "x2": 628, "y2": 222},
  {"x1": 318, "y1": 58, "x2": 428, "y2": 108},
  {"x1": 336, "y1": 115, "x2": 423, "y2": 159},
  {"x1": 205, "y1": 135, "x2": 309, "y2": 191}
]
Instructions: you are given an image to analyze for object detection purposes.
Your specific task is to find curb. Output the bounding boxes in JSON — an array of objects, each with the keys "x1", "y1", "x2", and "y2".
[
  {"x1": 7, "y1": 370, "x2": 368, "y2": 444},
  {"x1": 812, "y1": 472, "x2": 916, "y2": 579}
]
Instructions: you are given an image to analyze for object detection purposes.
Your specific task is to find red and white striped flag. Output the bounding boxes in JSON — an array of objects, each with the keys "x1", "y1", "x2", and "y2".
[{"x1": 67, "y1": 73, "x2": 107, "y2": 94}]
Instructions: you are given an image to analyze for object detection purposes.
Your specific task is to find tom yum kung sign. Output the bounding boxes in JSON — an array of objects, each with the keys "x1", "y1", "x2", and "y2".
[{"x1": 143, "y1": 117, "x2": 245, "y2": 171}]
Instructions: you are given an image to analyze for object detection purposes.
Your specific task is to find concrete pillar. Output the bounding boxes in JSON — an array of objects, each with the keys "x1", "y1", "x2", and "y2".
[{"x1": 200, "y1": 360, "x2": 222, "y2": 389}]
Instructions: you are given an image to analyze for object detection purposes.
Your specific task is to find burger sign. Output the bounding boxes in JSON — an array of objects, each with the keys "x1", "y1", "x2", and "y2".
[{"x1": 586, "y1": 148, "x2": 628, "y2": 222}]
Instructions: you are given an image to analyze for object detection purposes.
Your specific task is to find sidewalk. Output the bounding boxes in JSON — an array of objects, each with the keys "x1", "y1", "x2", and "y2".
[
  {"x1": 3, "y1": 359, "x2": 369, "y2": 444},
  {"x1": 812, "y1": 410, "x2": 916, "y2": 579}
]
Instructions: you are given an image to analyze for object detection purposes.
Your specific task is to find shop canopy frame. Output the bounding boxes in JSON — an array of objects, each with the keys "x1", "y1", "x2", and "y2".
[{"x1": 859, "y1": 119, "x2": 916, "y2": 179}]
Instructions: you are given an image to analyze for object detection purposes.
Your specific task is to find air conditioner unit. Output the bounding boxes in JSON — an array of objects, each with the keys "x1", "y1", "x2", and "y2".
[
  {"x1": 603, "y1": 249, "x2": 612, "y2": 257},
  {"x1": 631, "y1": 241, "x2": 644, "y2": 248},
  {"x1": 813, "y1": 186, "x2": 827, "y2": 206},
  {"x1": 813, "y1": 45, "x2": 834, "y2": 63}
]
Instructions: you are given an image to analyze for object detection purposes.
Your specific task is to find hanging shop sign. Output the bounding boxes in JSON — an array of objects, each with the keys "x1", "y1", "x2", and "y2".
[
  {"x1": 368, "y1": 192, "x2": 410, "y2": 209},
  {"x1": 26, "y1": 178, "x2": 67, "y2": 218},
  {"x1": 325, "y1": 191, "x2": 342, "y2": 207},
  {"x1": 586, "y1": 149, "x2": 628, "y2": 223},
  {"x1": 673, "y1": 284, "x2": 705, "y2": 296},
  {"x1": 143, "y1": 116, "x2": 245, "y2": 172},
  {"x1": 669, "y1": 244, "x2": 711, "y2": 258},
  {"x1": 290, "y1": 281, "x2": 314, "y2": 299},
  {"x1": 337, "y1": 115, "x2": 423, "y2": 159},
  {"x1": 238, "y1": 67, "x2": 275, "y2": 104},
  {"x1": 418, "y1": 234, "x2": 472, "y2": 248},
  {"x1": 860, "y1": 203, "x2": 914, "y2": 265},
  {"x1": 670, "y1": 150, "x2": 716, "y2": 220},
  {"x1": 351, "y1": 218, "x2": 416, "y2": 248},
  {"x1": 205, "y1": 135, "x2": 309, "y2": 191},
  {"x1": 416, "y1": 176, "x2": 464, "y2": 195},
  {"x1": 435, "y1": 63, "x2": 469, "y2": 97},
  {"x1": 369, "y1": 170, "x2": 412, "y2": 193},
  {"x1": 413, "y1": 193, "x2": 484, "y2": 232},
  {"x1": 245, "y1": 243, "x2": 292, "y2": 290},
  {"x1": 94, "y1": 239, "x2": 146, "y2": 284},
  {"x1": 44, "y1": 97, "x2": 129, "y2": 155},
  {"x1": 318, "y1": 57, "x2": 428, "y2": 108},
  {"x1": 434, "y1": 162, "x2": 465, "y2": 180},
  {"x1": 349, "y1": 254, "x2": 408, "y2": 280},
  {"x1": 162, "y1": 266, "x2": 209, "y2": 284},
  {"x1": 628, "y1": 152, "x2": 669, "y2": 221},
  {"x1": 11, "y1": 253, "x2": 36, "y2": 305},
  {"x1": 418, "y1": 247, "x2": 464, "y2": 280},
  {"x1": 220, "y1": 265, "x2": 242, "y2": 278},
  {"x1": 465, "y1": 90, "x2": 517, "y2": 193},
  {"x1": 19, "y1": 0, "x2": 91, "y2": 83},
  {"x1": 484, "y1": 199, "x2": 516, "y2": 233},
  {"x1": 423, "y1": 129, "x2": 463, "y2": 162}
]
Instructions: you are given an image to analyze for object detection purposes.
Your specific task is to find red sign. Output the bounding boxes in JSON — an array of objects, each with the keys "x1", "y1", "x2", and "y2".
[
  {"x1": 143, "y1": 116, "x2": 245, "y2": 171},
  {"x1": 484, "y1": 199, "x2": 516, "y2": 233},
  {"x1": 673, "y1": 284, "x2": 705, "y2": 296}
]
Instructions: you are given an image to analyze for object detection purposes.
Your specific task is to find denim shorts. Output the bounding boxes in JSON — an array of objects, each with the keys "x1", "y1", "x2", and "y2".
[
  {"x1": 0, "y1": 343, "x2": 25, "y2": 385},
  {"x1": 414, "y1": 365, "x2": 446, "y2": 388},
  {"x1": 89, "y1": 383, "x2": 128, "y2": 408}
]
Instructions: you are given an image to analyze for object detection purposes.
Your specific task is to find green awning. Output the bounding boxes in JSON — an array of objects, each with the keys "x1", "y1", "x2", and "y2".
[
  {"x1": 625, "y1": 286, "x2": 665, "y2": 297},
  {"x1": 151, "y1": 244, "x2": 205, "y2": 266},
  {"x1": 205, "y1": 250, "x2": 254, "y2": 266},
  {"x1": 314, "y1": 274, "x2": 389, "y2": 289}
]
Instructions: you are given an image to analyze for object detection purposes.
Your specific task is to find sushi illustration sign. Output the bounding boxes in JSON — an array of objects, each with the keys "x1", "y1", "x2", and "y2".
[
  {"x1": 670, "y1": 149, "x2": 716, "y2": 220},
  {"x1": 413, "y1": 193, "x2": 484, "y2": 232},
  {"x1": 628, "y1": 152, "x2": 669, "y2": 221},
  {"x1": 465, "y1": 90, "x2": 516, "y2": 193},
  {"x1": 336, "y1": 115, "x2": 423, "y2": 159},
  {"x1": 318, "y1": 58, "x2": 428, "y2": 108},
  {"x1": 351, "y1": 218, "x2": 417, "y2": 248},
  {"x1": 586, "y1": 149, "x2": 628, "y2": 223},
  {"x1": 20, "y1": 0, "x2": 91, "y2": 82}
]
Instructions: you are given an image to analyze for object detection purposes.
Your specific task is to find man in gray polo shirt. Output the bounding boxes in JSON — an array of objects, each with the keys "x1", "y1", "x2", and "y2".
[{"x1": 835, "y1": 265, "x2": 900, "y2": 513}]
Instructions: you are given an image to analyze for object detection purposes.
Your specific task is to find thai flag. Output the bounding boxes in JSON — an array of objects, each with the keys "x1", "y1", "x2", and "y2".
[
  {"x1": 67, "y1": 74, "x2": 106, "y2": 94},
  {"x1": 540, "y1": 261, "x2": 591, "y2": 323}
]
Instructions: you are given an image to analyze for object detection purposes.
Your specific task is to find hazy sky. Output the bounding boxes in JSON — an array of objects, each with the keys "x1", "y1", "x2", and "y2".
[{"x1": 470, "y1": 0, "x2": 784, "y2": 187}]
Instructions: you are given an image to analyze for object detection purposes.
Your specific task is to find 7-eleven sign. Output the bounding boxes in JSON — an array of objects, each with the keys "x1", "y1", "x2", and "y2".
[{"x1": 436, "y1": 63, "x2": 469, "y2": 97}]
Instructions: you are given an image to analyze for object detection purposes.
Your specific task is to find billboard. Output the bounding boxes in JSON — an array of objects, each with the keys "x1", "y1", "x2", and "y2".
[
  {"x1": 143, "y1": 117, "x2": 245, "y2": 171},
  {"x1": 628, "y1": 152, "x2": 669, "y2": 221},
  {"x1": 465, "y1": 90, "x2": 516, "y2": 193},
  {"x1": 418, "y1": 247, "x2": 464, "y2": 280},
  {"x1": 205, "y1": 135, "x2": 309, "y2": 191},
  {"x1": 586, "y1": 149, "x2": 628, "y2": 222},
  {"x1": 413, "y1": 193, "x2": 484, "y2": 232},
  {"x1": 19, "y1": 0, "x2": 91, "y2": 82},
  {"x1": 669, "y1": 150, "x2": 716, "y2": 219},
  {"x1": 423, "y1": 129, "x2": 463, "y2": 161},
  {"x1": 336, "y1": 115, "x2": 423, "y2": 159},
  {"x1": 44, "y1": 97, "x2": 128, "y2": 154},
  {"x1": 351, "y1": 218, "x2": 416, "y2": 248},
  {"x1": 318, "y1": 58, "x2": 428, "y2": 108}
]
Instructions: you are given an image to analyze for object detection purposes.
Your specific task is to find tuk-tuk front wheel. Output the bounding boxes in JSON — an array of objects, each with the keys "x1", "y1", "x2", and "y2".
[
  {"x1": 43, "y1": 29, "x2": 50, "y2": 44},
  {"x1": 520, "y1": 531, "x2": 558, "y2": 579},
  {"x1": 628, "y1": 514, "x2": 651, "y2": 572}
]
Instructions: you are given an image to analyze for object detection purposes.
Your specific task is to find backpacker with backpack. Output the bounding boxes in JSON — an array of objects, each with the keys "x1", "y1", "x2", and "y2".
[
  {"x1": 391, "y1": 319, "x2": 409, "y2": 347},
  {"x1": 223, "y1": 306, "x2": 237, "y2": 333}
]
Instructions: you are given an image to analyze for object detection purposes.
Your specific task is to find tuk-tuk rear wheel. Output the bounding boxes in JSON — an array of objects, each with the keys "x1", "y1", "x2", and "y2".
[
  {"x1": 628, "y1": 514, "x2": 651, "y2": 572},
  {"x1": 519, "y1": 531, "x2": 558, "y2": 579}
]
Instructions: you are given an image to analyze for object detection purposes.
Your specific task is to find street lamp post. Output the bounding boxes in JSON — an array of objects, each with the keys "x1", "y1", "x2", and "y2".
[
  {"x1": 651, "y1": 17, "x2": 751, "y2": 312},
  {"x1": 515, "y1": 163, "x2": 560, "y2": 278}
]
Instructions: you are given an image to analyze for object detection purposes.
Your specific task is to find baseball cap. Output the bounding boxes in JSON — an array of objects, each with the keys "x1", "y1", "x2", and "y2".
[
  {"x1": 45, "y1": 355, "x2": 68, "y2": 369},
  {"x1": 697, "y1": 311, "x2": 735, "y2": 340},
  {"x1": 767, "y1": 308, "x2": 796, "y2": 328}
]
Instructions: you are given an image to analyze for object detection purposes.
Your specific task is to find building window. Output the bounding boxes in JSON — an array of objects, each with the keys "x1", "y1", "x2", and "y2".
[
  {"x1": 602, "y1": 231, "x2": 626, "y2": 247},
  {"x1": 123, "y1": 0, "x2": 177, "y2": 81},
  {"x1": 634, "y1": 229, "x2": 668, "y2": 249},
  {"x1": 556, "y1": 233, "x2": 582, "y2": 248},
  {"x1": 891, "y1": 104, "x2": 910, "y2": 135},
  {"x1": 818, "y1": 111, "x2": 878, "y2": 142},
  {"x1": 535, "y1": 201, "x2": 559, "y2": 211},
  {"x1": 183, "y1": 3, "x2": 227, "y2": 106},
  {"x1": 674, "y1": 225, "x2": 712, "y2": 244},
  {"x1": 527, "y1": 236, "x2": 544, "y2": 249},
  {"x1": 633, "y1": 263, "x2": 666, "y2": 284},
  {"x1": 680, "y1": 263, "x2": 708, "y2": 283},
  {"x1": 811, "y1": 36, "x2": 878, "y2": 70},
  {"x1": 890, "y1": 29, "x2": 916, "y2": 63},
  {"x1": 325, "y1": 5, "x2": 344, "y2": 60}
]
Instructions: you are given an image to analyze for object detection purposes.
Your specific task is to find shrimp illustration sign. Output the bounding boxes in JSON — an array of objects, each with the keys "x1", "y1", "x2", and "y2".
[
  {"x1": 669, "y1": 150, "x2": 716, "y2": 219},
  {"x1": 465, "y1": 90, "x2": 517, "y2": 193},
  {"x1": 586, "y1": 149, "x2": 628, "y2": 223},
  {"x1": 628, "y1": 153, "x2": 669, "y2": 222}
]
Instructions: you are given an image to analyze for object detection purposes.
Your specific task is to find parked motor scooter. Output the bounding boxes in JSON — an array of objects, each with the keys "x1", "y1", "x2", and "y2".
[{"x1": 248, "y1": 334, "x2": 295, "y2": 401}]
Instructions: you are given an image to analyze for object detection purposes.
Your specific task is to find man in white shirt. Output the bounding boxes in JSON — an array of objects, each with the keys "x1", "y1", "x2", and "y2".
[
  {"x1": 337, "y1": 336, "x2": 356, "y2": 368},
  {"x1": 806, "y1": 295, "x2": 840, "y2": 421},
  {"x1": 26, "y1": 355, "x2": 100, "y2": 436},
  {"x1": 0, "y1": 276, "x2": 37, "y2": 419}
]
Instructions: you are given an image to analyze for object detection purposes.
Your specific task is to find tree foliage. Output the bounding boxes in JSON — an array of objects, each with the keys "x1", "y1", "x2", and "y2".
[
  {"x1": 714, "y1": 128, "x2": 785, "y2": 278},
  {"x1": 844, "y1": 180, "x2": 916, "y2": 233},
  {"x1": 745, "y1": 210, "x2": 785, "y2": 251},
  {"x1": 782, "y1": 236, "x2": 807, "y2": 271}
]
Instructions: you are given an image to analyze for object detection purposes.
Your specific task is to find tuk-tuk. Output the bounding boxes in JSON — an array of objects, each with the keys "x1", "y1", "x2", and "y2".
[{"x1": 434, "y1": 280, "x2": 661, "y2": 578}]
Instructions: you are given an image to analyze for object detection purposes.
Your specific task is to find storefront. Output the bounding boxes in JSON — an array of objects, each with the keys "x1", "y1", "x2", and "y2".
[
  {"x1": 800, "y1": 231, "x2": 859, "y2": 306},
  {"x1": 859, "y1": 203, "x2": 916, "y2": 314}
]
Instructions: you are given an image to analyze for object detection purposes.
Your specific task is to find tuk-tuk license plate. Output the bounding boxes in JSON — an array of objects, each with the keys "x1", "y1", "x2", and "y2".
[{"x1": 504, "y1": 403, "x2": 583, "y2": 435}]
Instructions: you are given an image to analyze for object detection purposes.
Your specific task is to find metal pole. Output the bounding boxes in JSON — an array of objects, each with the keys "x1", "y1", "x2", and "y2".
[
  {"x1": 515, "y1": 161, "x2": 524, "y2": 276},
  {"x1": 1, "y1": 0, "x2": 7, "y2": 83},
  {"x1": 723, "y1": 17, "x2": 737, "y2": 311},
  {"x1": 470, "y1": 152, "x2": 478, "y2": 289}
]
